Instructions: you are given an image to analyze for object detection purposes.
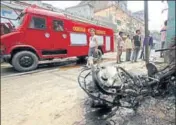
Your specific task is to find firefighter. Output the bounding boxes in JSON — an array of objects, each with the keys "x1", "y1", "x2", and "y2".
[{"x1": 86, "y1": 28, "x2": 99, "y2": 67}]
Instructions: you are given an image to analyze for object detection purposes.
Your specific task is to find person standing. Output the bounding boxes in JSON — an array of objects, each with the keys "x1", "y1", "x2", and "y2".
[
  {"x1": 141, "y1": 31, "x2": 153, "y2": 60},
  {"x1": 125, "y1": 35, "x2": 133, "y2": 61},
  {"x1": 131, "y1": 30, "x2": 142, "y2": 62},
  {"x1": 160, "y1": 20, "x2": 167, "y2": 57},
  {"x1": 86, "y1": 28, "x2": 98, "y2": 67},
  {"x1": 116, "y1": 31, "x2": 125, "y2": 63}
]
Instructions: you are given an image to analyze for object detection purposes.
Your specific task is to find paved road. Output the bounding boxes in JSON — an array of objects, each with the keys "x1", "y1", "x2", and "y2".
[
  {"x1": 1, "y1": 53, "x2": 117, "y2": 125},
  {"x1": 1, "y1": 58, "x2": 82, "y2": 78}
]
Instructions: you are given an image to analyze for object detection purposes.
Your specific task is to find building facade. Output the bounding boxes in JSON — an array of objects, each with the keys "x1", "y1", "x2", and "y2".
[
  {"x1": 77, "y1": 1, "x2": 144, "y2": 35},
  {"x1": 79, "y1": 1, "x2": 128, "y2": 12},
  {"x1": 132, "y1": 10, "x2": 144, "y2": 21},
  {"x1": 94, "y1": 4, "x2": 144, "y2": 36},
  {"x1": 93, "y1": 4, "x2": 144, "y2": 51},
  {"x1": 65, "y1": 3, "x2": 94, "y2": 19}
]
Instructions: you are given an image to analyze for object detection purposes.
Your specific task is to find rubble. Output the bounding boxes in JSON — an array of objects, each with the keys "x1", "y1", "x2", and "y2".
[{"x1": 80, "y1": 96, "x2": 175, "y2": 125}]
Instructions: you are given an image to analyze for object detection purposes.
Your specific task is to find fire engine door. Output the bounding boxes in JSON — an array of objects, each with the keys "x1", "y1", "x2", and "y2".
[
  {"x1": 24, "y1": 15, "x2": 52, "y2": 52},
  {"x1": 49, "y1": 19, "x2": 68, "y2": 55}
]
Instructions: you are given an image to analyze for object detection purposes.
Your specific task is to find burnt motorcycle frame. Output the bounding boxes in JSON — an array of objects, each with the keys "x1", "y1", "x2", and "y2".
[{"x1": 78, "y1": 47, "x2": 176, "y2": 111}]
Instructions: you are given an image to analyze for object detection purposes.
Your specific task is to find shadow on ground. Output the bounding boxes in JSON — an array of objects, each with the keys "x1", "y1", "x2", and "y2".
[{"x1": 1, "y1": 58, "x2": 87, "y2": 77}]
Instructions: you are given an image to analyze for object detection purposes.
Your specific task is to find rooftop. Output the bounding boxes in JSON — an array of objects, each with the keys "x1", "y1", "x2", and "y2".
[{"x1": 65, "y1": 2, "x2": 94, "y2": 10}]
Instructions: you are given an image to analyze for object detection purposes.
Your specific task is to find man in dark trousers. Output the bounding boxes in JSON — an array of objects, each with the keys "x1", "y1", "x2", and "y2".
[
  {"x1": 131, "y1": 30, "x2": 142, "y2": 62},
  {"x1": 140, "y1": 30, "x2": 153, "y2": 60}
]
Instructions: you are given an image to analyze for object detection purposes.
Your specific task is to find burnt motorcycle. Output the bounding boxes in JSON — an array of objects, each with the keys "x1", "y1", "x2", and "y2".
[{"x1": 78, "y1": 47, "x2": 176, "y2": 111}]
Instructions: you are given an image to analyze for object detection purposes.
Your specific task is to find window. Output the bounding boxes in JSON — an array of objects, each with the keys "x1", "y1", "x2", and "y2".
[
  {"x1": 70, "y1": 33, "x2": 87, "y2": 45},
  {"x1": 29, "y1": 17, "x2": 46, "y2": 30},
  {"x1": 16, "y1": 13, "x2": 25, "y2": 28},
  {"x1": 53, "y1": 20, "x2": 64, "y2": 32},
  {"x1": 96, "y1": 35, "x2": 104, "y2": 45},
  {"x1": 105, "y1": 36, "x2": 111, "y2": 51}
]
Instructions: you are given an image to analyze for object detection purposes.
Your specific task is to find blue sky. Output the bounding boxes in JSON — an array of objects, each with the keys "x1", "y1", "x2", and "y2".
[{"x1": 42, "y1": 1, "x2": 168, "y2": 31}]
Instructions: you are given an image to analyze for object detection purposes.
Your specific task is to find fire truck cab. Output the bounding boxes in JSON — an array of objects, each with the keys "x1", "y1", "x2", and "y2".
[{"x1": 1, "y1": 5, "x2": 114, "y2": 72}]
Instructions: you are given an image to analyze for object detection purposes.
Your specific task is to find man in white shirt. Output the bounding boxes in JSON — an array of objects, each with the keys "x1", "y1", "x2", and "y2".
[
  {"x1": 116, "y1": 31, "x2": 125, "y2": 63},
  {"x1": 86, "y1": 28, "x2": 98, "y2": 67}
]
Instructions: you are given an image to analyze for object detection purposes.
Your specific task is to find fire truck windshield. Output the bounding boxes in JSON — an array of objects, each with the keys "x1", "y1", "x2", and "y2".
[{"x1": 16, "y1": 13, "x2": 25, "y2": 28}]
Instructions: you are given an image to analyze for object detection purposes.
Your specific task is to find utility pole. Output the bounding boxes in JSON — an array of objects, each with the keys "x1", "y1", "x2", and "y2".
[{"x1": 144, "y1": 1, "x2": 149, "y2": 63}]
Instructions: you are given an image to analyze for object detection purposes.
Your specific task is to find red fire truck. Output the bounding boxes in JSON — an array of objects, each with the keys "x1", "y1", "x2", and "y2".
[{"x1": 0, "y1": 5, "x2": 114, "y2": 72}]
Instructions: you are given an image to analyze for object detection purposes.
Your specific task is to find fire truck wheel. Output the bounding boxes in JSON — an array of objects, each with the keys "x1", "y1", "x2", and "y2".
[{"x1": 12, "y1": 51, "x2": 38, "y2": 72}]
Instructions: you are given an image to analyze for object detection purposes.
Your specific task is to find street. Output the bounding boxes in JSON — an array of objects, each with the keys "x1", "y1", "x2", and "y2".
[
  {"x1": 1, "y1": 53, "x2": 115, "y2": 125},
  {"x1": 2, "y1": 52, "x2": 175, "y2": 125},
  {"x1": 1, "y1": 53, "x2": 114, "y2": 125},
  {"x1": 1, "y1": 58, "x2": 78, "y2": 78},
  {"x1": 1, "y1": 64, "x2": 86, "y2": 125}
]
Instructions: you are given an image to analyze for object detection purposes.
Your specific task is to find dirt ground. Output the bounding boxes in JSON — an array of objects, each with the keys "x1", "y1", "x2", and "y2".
[
  {"x1": 1, "y1": 65, "x2": 89, "y2": 125},
  {"x1": 1, "y1": 52, "x2": 174, "y2": 125}
]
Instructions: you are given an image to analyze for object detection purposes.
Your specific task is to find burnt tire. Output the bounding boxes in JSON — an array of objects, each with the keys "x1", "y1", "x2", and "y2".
[{"x1": 12, "y1": 51, "x2": 38, "y2": 72}]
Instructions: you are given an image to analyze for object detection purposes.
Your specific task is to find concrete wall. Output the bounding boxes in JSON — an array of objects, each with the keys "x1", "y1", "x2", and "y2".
[
  {"x1": 164, "y1": 1, "x2": 176, "y2": 63},
  {"x1": 94, "y1": 6, "x2": 116, "y2": 18},
  {"x1": 66, "y1": 5, "x2": 94, "y2": 18},
  {"x1": 132, "y1": 10, "x2": 144, "y2": 21},
  {"x1": 166, "y1": 1, "x2": 175, "y2": 47},
  {"x1": 79, "y1": 1, "x2": 128, "y2": 12}
]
